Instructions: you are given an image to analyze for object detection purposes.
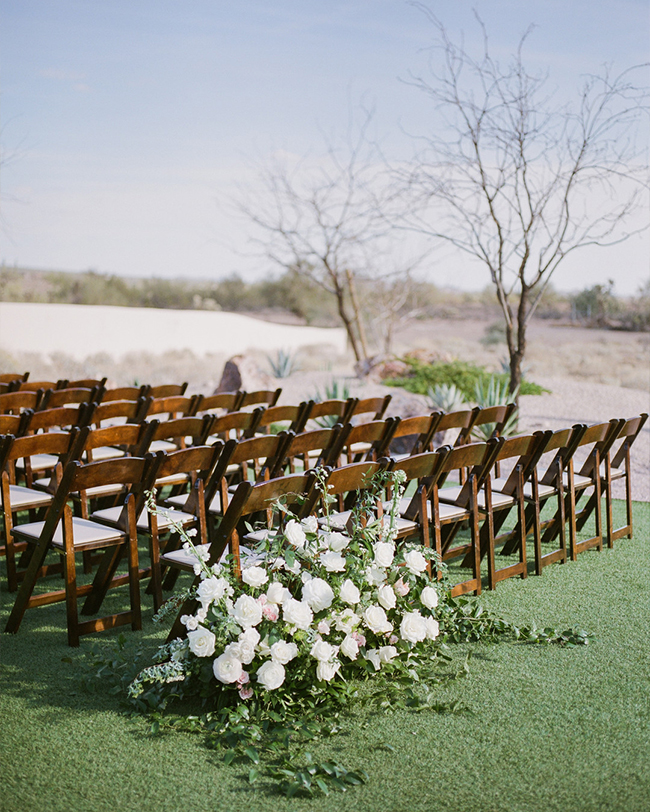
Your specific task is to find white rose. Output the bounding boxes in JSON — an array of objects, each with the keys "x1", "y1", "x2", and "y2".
[
  {"x1": 377, "y1": 584, "x2": 396, "y2": 611},
  {"x1": 378, "y1": 645, "x2": 398, "y2": 664},
  {"x1": 300, "y1": 516, "x2": 318, "y2": 534},
  {"x1": 310, "y1": 638, "x2": 336, "y2": 662},
  {"x1": 266, "y1": 581, "x2": 290, "y2": 605},
  {"x1": 324, "y1": 531, "x2": 349, "y2": 552},
  {"x1": 339, "y1": 578, "x2": 360, "y2": 605},
  {"x1": 273, "y1": 556, "x2": 301, "y2": 574},
  {"x1": 282, "y1": 598, "x2": 313, "y2": 630},
  {"x1": 187, "y1": 626, "x2": 216, "y2": 658},
  {"x1": 339, "y1": 634, "x2": 359, "y2": 660},
  {"x1": 320, "y1": 551, "x2": 346, "y2": 572},
  {"x1": 241, "y1": 566, "x2": 269, "y2": 588},
  {"x1": 334, "y1": 608, "x2": 361, "y2": 634},
  {"x1": 363, "y1": 605, "x2": 393, "y2": 635},
  {"x1": 373, "y1": 542, "x2": 395, "y2": 568},
  {"x1": 181, "y1": 613, "x2": 199, "y2": 631},
  {"x1": 366, "y1": 565, "x2": 387, "y2": 586},
  {"x1": 231, "y1": 594, "x2": 263, "y2": 628},
  {"x1": 365, "y1": 649, "x2": 381, "y2": 671},
  {"x1": 237, "y1": 627, "x2": 261, "y2": 664},
  {"x1": 270, "y1": 639, "x2": 298, "y2": 665},
  {"x1": 284, "y1": 519, "x2": 306, "y2": 548},
  {"x1": 424, "y1": 616, "x2": 440, "y2": 640},
  {"x1": 420, "y1": 585, "x2": 439, "y2": 610},
  {"x1": 316, "y1": 659, "x2": 340, "y2": 682},
  {"x1": 196, "y1": 576, "x2": 228, "y2": 607},
  {"x1": 400, "y1": 610, "x2": 428, "y2": 644},
  {"x1": 404, "y1": 549, "x2": 428, "y2": 575},
  {"x1": 213, "y1": 651, "x2": 243, "y2": 684},
  {"x1": 302, "y1": 577, "x2": 334, "y2": 612},
  {"x1": 256, "y1": 660, "x2": 286, "y2": 690}
]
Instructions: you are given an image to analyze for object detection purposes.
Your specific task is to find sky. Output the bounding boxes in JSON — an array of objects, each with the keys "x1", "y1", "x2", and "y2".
[{"x1": 1, "y1": 0, "x2": 648, "y2": 295}]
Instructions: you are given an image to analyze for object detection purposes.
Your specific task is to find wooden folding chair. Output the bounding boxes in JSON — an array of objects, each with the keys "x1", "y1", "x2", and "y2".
[
  {"x1": 86, "y1": 398, "x2": 150, "y2": 429},
  {"x1": 149, "y1": 382, "x2": 188, "y2": 398},
  {"x1": 469, "y1": 404, "x2": 517, "y2": 442},
  {"x1": 66, "y1": 377, "x2": 108, "y2": 389},
  {"x1": 0, "y1": 390, "x2": 43, "y2": 415},
  {"x1": 164, "y1": 471, "x2": 317, "y2": 641},
  {"x1": 38, "y1": 386, "x2": 102, "y2": 411},
  {"x1": 195, "y1": 391, "x2": 245, "y2": 415},
  {"x1": 146, "y1": 417, "x2": 217, "y2": 490},
  {"x1": 304, "y1": 397, "x2": 358, "y2": 430},
  {"x1": 268, "y1": 424, "x2": 351, "y2": 477},
  {"x1": 238, "y1": 388, "x2": 282, "y2": 409},
  {"x1": 378, "y1": 413, "x2": 441, "y2": 460},
  {"x1": 433, "y1": 408, "x2": 481, "y2": 448},
  {"x1": 314, "y1": 460, "x2": 390, "y2": 533},
  {"x1": 0, "y1": 372, "x2": 29, "y2": 386},
  {"x1": 208, "y1": 407, "x2": 265, "y2": 442},
  {"x1": 4, "y1": 455, "x2": 158, "y2": 645},
  {"x1": 17, "y1": 380, "x2": 59, "y2": 392},
  {"x1": 102, "y1": 385, "x2": 149, "y2": 402},
  {"x1": 255, "y1": 401, "x2": 313, "y2": 435},
  {"x1": 599, "y1": 413, "x2": 648, "y2": 545},
  {"x1": 339, "y1": 418, "x2": 399, "y2": 465},
  {"x1": 0, "y1": 411, "x2": 34, "y2": 438},
  {"x1": 349, "y1": 395, "x2": 392, "y2": 423},
  {"x1": 140, "y1": 395, "x2": 202, "y2": 422},
  {"x1": 1, "y1": 429, "x2": 86, "y2": 591}
]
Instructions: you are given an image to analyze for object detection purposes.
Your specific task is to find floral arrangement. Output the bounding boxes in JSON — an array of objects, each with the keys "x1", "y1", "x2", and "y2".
[{"x1": 130, "y1": 470, "x2": 444, "y2": 705}]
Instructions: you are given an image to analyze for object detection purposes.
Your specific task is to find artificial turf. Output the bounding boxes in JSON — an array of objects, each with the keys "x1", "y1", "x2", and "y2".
[{"x1": 0, "y1": 499, "x2": 648, "y2": 812}]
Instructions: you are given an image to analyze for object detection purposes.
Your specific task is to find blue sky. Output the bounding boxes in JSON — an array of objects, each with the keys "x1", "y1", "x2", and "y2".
[{"x1": 1, "y1": 0, "x2": 648, "y2": 294}]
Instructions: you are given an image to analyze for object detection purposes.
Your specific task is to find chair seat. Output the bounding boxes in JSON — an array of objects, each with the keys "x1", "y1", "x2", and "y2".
[
  {"x1": 563, "y1": 472, "x2": 593, "y2": 489},
  {"x1": 161, "y1": 543, "x2": 259, "y2": 571},
  {"x1": 87, "y1": 446, "x2": 126, "y2": 462},
  {"x1": 15, "y1": 453, "x2": 58, "y2": 473},
  {"x1": 348, "y1": 441, "x2": 373, "y2": 455},
  {"x1": 438, "y1": 485, "x2": 516, "y2": 510},
  {"x1": 33, "y1": 477, "x2": 126, "y2": 500},
  {"x1": 148, "y1": 440, "x2": 179, "y2": 453},
  {"x1": 91, "y1": 505, "x2": 196, "y2": 531},
  {"x1": 491, "y1": 477, "x2": 557, "y2": 500},
  {"x1": 154, "y1": 472, "x2": 190, "y2": 487},
  {"x1": 12, "y1": 517, "x2": 126, "y2": 549},
  {"x1": 383, "y1": 497, "x2": 470, "y2": 522},
  {"x1": 3, "y1": 484, "x2": 53, "y2": 510}
]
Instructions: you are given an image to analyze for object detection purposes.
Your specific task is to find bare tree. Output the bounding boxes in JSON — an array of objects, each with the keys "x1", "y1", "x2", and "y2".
[
  {"x1": 237, "y1": 112, "x2": 396, "y2": 366},
  {"x1": 398, "y1": 8, "x2": 649, "y2": 394}
]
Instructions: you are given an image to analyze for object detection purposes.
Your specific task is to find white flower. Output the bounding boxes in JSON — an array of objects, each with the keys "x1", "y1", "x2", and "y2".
[
  {"x1": 366, "y1": 565, "x2": 387, "y2": 586},
  {"x1": 316, "y1": 659, "x2": 340, "y2": 682},
  {"x1": 256, "y1": 660, "x2": 286, "y2": 690},
  {"x1": 339, "y1": 634, "x2": 359, "y2": 660},
  {"x1": 282, "y1": 598, "x2": 313, "y2": 631},
  {"x1": 301, "y1": 516, "x2": 318, "y2": 534},
  {"x1": 378, "y1": 645, "x2": 398, "y2": 664},
  {"x1": 365, "y1": 649, "x2": 381, "y2": 671},
  {"x1": 302, "y1": 577, "x2": 334, "y2": 612},
  {"x1": 273, "y1": 555, "x2": 301, "y2": 574},
  {"x1": 400, "y1": 610, "x2": 427, "y2": 644},
  {"x1": 196, "y1": 576, "x2": 228, "y2": 607},
  {"x1": 181, "y1": 614, "x2": 199, "y2": 631},
  {"x1": 187, "y1": 626, "x2": 216, "y2": 658},
  {"x1": 424, "y1": 616, "x2": 440, "y2": 640},
  {"x1": 196, "y1": 606, "x2": 208, "y2": 623},
  {"x1": 324, "y1": 531, "x2": 349, "y2": 552},
  {"x1": 404, "y1": 549, "x2": 428, "y2": 575},
  {"x1": 311, "y1": 638, "x2": 336, "y2": 662},
  {"x1": 284, "y1": 519, "x2": 306, "y2": 548},
  {"x1": 377, "y1": 584, "x2": 396, "y2": 611},
  {"x1": 237, "y1": 628, "x2": 261, "y2": 664},
  {"x1": 339, "y1": 578, "x2": 360, "y2": 605},
  {"x1": 213, "y1": 651, "x2": 243, "y2": 684},
  {"x1": 241, "y1": 566, "x2": 269, "y2": 588},
  {"x1": 270, "y1": 639, "x2": 298, "y2": 665},
  {"x1": 231, "y1": 595, "x2": 263, "y2": 628},
  {"x1": 334, "y1": 608, "x2": 360, "y2": 634},
  {"x1": 320, "y1": 551, "x2": 346, "y2": 572},
  {"x1": 266, "y1": 581, "x2": 290, "y2": 605},
  {"x1": 394, "y1": 577, "x2": 410, "y2": 597},
  {"x1": 363, "y1": 605, "x2": 393, "y2": 635},
  {"x1": 373, "y1": 541, "x2": 395, "y2": 568},
  {"x1": 420, "y1": 585, "x2": 439, "y2": 610},
  {"x1": 317, "y1": 620, "x2": 330, "y2": 635}
]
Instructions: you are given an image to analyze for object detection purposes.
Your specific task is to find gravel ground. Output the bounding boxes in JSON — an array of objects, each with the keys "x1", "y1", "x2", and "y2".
[{"x1": 276, "y1": 371, "x2": 650, "y2": 502}]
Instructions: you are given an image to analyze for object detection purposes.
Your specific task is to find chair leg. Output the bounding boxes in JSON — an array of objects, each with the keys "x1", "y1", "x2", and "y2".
[
  {"x1": 128, "y1": 532, "x2": 142, "y2": 632},
  {"x1": 81, "y1": 546, "x2": 124, "y2": 615},
  {"x1": 63, "y1": 510, "x2": 80, "y2": 647}
]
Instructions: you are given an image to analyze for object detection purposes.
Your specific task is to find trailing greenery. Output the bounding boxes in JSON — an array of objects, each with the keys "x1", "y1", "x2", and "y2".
[{"x1": 386, "y1": 358, "x2": 548, "y2": 400}]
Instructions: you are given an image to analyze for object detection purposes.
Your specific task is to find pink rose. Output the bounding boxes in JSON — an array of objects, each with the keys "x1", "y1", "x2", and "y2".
[
  {"x1": 352, "y1": 631, "x2": 366, "y2": 647},
  {"x1": 394, "y1": 578, "x2": 410, "y2": 597},
  {"x1": 389, "y1": 634, "x2": 398, "y2": 645},
  {"x1": 257, "y1": 594, "x2": 268, "y2": 606},
  {"x1": 263, "y1": 603, "x2": 280, "y2": 621},
  {"x1": 237, "y1": 670, "x2": 250, "y2": 685},
  {"x1": 239, "y1": 685, "x2": 254, "y2": 700}
]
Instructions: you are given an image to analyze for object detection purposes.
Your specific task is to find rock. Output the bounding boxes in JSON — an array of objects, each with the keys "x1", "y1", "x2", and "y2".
[{"x1": 214, "y1": 354, "x2": 273, "y2": 394}]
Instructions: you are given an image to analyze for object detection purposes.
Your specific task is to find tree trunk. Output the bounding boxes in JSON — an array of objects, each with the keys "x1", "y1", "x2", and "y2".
[
  {"x1": 508, "y1": 289, "x2": 529, "y2": 399},
  {"x1": 345, "y1": 268, "x2": 370, "y2": 363},
  {"x1": 332, "y1": 277, "x2": 362, "y2": 362}
]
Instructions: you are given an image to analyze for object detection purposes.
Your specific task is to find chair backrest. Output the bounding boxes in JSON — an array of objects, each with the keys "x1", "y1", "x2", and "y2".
[
  {"x1": 341, "y1": 418, "x2": 399, "y2": 463},
  {"x1": 100, "y1": 385, "x2": 149, "y2": 402},
  {"x1": 196, "y1": 391, "x2": 245, "y2": 414},
  {"x1": 66, "y1": 377, "x2": 108, "y2": 389},
  {"x1": 70, "y1": 421, "x2": 157, "y2": 463},
  {"x1": 210, "y1": 407, "x2": 265, "y2": 440},
  {"x1": 0, "y1": 411, "x2": 33, "y2": 437},
  {"x1": 470, "y1": 403, "x2": 517, "y2": 440},
  {"x1": 143, "y1": 395, "x2": 201, "y2": 420},
  {"x1": 434, "y1": 407, "x2": 481, "y2": 446},
  {"x1": 382, "y1": 413, "x2": 440, "y2": 457},
  {"x1": 306, "y1": 397, "x2": 358, "y2": 428},
  {"x1": 256, "y1": 401, "x2": 313, "y2": 434},
  {"x1": 573, "y1": 420, "x2": 623, "y2": 478},
  {"x1": 315, "y1": 459, "x2": 390, "y2": 518},
  {"x1": 0, "y1": 372, "x2": 28, "y2": 385},
  {"x1": 486, "y1": 432, "x2": 548, "y2": 495},
  {"x1": 350, "y1": 395, "x2": 392, "y2": 422},
  {"x1": 609, "y1": 413, "x2": 648, "y2": 470},
  {"x1": 0, "y1": 427, "x2": 86, "y2": 492},
  {"x1": 537, "y1": 425, "x2": 586, "y2": 485},
  {"x1": 0, "y1": 390, "x2": 43, "y2": 414},
  {"x1": 149, "y1": 382, "x2": 188, "y2": 398},
  {"x1": 238, "y1": 388, "x2": 282, "y2": 409},
  {"x1": 87, "y1": 398, "x2": 149, "y2": 428},
  {"x1": 270, "y1": 423, "x2": 352, "y2": 477},
  {"x1": 38, "y1": 387, "x2": 101, "y2": 411},
  {"x1": 150, "y1": 444, "x2": 223, "y2": 513},
  {"x1": 27, "y1": 404, "x2": 90, "y2": 433},
  {"x1": 17, "y1": 380, "x2": 59, "y2": 392},
  {"x1": 150, "y1": 415, "x2": 216, "y2": 446},
  {"x1": 435, "y1": 440, "x2": 500, "y2": 507}
]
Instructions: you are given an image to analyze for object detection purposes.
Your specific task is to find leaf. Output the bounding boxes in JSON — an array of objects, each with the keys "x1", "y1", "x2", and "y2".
[
  {"x1": 223, "y1": 749, "x2": 236, "y2": 766},
  {"x1": 248, "y1": 767, "x2": 260, "y2": 784},
  {"x1": 315, "y1": 778, "x2": 330, "y2": 795},
  {"x1": 244, "y1": 746, "x2": 260, "y2": 764}
]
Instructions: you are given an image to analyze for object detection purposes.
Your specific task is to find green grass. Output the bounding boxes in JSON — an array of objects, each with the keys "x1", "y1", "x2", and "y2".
[{"x1": 1, "y1": 500, "x2": 648, "y2": 812}]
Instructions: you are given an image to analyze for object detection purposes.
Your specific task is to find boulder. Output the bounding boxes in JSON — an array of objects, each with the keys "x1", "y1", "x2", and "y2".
[{"x1": 214, "y1": 354, "x2": 274, "y2": 394}]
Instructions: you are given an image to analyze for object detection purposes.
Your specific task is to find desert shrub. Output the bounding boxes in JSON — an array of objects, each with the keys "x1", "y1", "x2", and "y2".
[
  {"x1": 427, "y1": 382, "x2": 467, "y2": 413},
  {"x1": 385, "y1": 358, "x2": 546, "y2": 399}
]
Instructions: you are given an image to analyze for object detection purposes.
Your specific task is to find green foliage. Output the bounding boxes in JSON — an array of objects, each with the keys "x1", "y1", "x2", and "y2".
[
  {"x1": 471, "y1": 375, "x2": 520, "y2": 439},
  {"x1": 426, "y1": 382, "x2": 467, "y2": 413},
  {"x1": 386, "y1": 358, "x2": 547, "y2": 400},
  {"x1": 571, "y1": 280, "x2": 621, "y2": 326},
  {"x1": 311, "y1": 378, "x2": 352, "y2": 427},
  {"x1": 267, "y1": 349, "x2": 301, "y2": 378}
]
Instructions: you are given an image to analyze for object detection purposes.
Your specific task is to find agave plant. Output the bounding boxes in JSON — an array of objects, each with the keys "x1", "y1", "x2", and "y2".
[
  {"x1": 311, "y1": 379, "x2": 352, "y2": 427},
  {"x1": 426, "y1": 382, "x2": 467, "y2": 414},
  {"x1": 267, "y1": 348, "x2": 301, "y2": 379},
  {"x1": 472, "y1": 375, "x2": 520, "y2": 440}
]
